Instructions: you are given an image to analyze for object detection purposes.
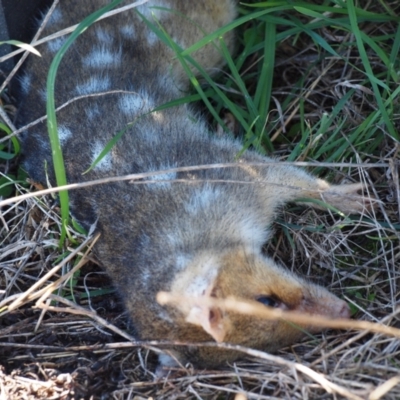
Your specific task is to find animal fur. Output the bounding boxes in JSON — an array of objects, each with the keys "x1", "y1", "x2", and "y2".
[{"x1": 16, "y1": 0, "x2": 372, "y2": 368}]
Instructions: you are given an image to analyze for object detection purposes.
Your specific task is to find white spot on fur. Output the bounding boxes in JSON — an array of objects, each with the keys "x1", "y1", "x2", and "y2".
[
  {"x1": 37, "y1": 135, "x2": 50, "y2": 150},
  {"x1": 58, "y1": 125, "x2": 72, "y2": 145},
  {"x1": 151, "y1": 171, "x2": 177, "y2": 181},
  {"x1": 83, "y1": 46, "x2": 122, "y2": 68},
  {"x1": 141, "y1": 270, "x2": 151, "y2": 286},
  {"x1": 237, "y1": 216, "x2": 268, "y2": 248},
  {"x1": 95, "y1": 27, "x2": 113, "y2": 42},
  {"x1": 85, "y1": 104, "x2": 101, "y2": 120},
  {"x1": 146, "y1": 31, "x2": 159, "y2": 46},
  {"x1": 39, "y1": 88, "x2": 47, "y2": 102},
  {"x1": 136, "y1": 125, "x2": 160, "y2": 146},
  {"x1": 185, "y1": 186, "x2": 221, "y2": 214},
  {"x1": 164, "y1": 230, "x2": 182, "y2": 248},
  {"x1": 120, "y1": 25, "x2": 135, "y2": 39},
  {"x1": 175, "y1": 254, "x2": 190, "y2": 271},
  {"x1": 118, "y1": 94, "x2": 142, "y2": 114},
  {"x1": 118, "y1": 92, "x2": 154, "y2": 116},
  {"x1": 75, "y1": 76, "x2": 111, "y2": 95},
  {"x1": 147, "y1": 165, "x2": 177, "y2": 189},
  {"x1": 47, "y1": 37, "x2": 66, "y2": 52},
  {"x1": 19, "y1": 73, "x2": 31, "y2": 94},
  {"x1": 91, "y1": 141, "x2": 112, "y2": 171}
]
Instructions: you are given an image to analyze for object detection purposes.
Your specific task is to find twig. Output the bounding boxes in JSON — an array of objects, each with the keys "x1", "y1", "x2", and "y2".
[
  {"x1": 157, "y1": 292, "x2": 400, "y2": 339},
  {"x1": 0, "y1": 162, "x2": 388, "y2": 208}
]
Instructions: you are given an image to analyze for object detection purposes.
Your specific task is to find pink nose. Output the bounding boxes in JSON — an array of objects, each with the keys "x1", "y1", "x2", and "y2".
[{"x1": 336, "y1": 300, "x2": 351, "y2": 319}]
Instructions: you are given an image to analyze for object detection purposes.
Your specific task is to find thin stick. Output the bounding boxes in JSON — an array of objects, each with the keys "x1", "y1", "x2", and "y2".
[
  {"x1": 0, "y1": 162, "x2": 388, "y2": 208},
  {"x1": 157, "y1": 292, "x2": 400, "y2": 339}
]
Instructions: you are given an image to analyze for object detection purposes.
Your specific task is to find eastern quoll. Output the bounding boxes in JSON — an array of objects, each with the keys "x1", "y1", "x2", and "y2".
[{"x1": 16, "y1": 0, "x2": 372, "y2": 368}]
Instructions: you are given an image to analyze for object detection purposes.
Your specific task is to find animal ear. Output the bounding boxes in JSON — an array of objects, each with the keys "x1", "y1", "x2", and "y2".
[
  {"x1": 186, "y1": 302, "x2": 227, "y2": 342},
  {"x1": 166, "y1": 256, "x2": 230, "y2": 341}
]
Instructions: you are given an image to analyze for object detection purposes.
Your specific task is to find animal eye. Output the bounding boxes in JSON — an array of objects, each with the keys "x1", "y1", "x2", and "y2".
[{"x1": 256, "y1": 296, "x2": 278, "y2": 308}]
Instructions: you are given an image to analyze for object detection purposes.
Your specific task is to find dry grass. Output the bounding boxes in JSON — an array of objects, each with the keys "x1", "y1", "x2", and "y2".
[{"x1": 1, "y1": 0, "x2": 400, "y2": 399}]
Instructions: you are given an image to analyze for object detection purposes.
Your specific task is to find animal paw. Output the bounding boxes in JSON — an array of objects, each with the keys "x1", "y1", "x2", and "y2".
[{"x1": 321, "y1": 183, "x2": 378, "y2": 214}]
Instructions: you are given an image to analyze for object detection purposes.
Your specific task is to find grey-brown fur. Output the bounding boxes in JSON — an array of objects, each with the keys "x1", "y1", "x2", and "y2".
[{"x1": 17, "y1": 0, "x2": 372, "y2": 368}]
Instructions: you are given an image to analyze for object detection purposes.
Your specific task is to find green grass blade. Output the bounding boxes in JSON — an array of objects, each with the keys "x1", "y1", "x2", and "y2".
[
  {"x1": 346, "y1": 0, "x2": 398, "y2": 141},
  {"x1": 252, "y1": 20, "x2": 276, "y2": 152},
  {"x1": 46, "y1": 0, "x2": 124, "y2": 246}
]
